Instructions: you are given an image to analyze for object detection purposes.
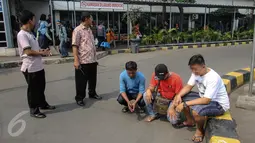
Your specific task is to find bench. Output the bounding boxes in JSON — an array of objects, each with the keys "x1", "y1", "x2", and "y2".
[{"x1": 205, "y1": 111, "x2": 240, "y2": 143}]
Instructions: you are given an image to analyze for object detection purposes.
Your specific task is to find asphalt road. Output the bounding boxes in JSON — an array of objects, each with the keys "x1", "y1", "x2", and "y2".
[{"x1": 0, "y1": 44, "x2": 254, "y2": 143}]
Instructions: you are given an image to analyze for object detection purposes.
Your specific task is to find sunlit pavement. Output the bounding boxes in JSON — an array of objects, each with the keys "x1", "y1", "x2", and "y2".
[{"x1": 0, "y1": 44, "x2": 254, "y2": 143}]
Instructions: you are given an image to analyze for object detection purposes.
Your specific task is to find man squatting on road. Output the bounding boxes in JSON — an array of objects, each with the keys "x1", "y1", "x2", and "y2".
[{"x1": 117, "y1": 61, "x2": 146, "y2": 113}]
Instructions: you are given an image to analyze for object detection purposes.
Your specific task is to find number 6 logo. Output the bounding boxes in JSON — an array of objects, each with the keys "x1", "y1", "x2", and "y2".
[{"x1": 8, "y1": 111, "x2": 29, "y2": 137}]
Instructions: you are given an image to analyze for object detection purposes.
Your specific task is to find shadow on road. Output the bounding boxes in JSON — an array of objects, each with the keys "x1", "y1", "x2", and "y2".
[
  {"x1": 44, "y1": 90, "x2": 120, "y2": 114},
  {"x1": 44, "y1": 102, "x2": 80, "y2": 114}
]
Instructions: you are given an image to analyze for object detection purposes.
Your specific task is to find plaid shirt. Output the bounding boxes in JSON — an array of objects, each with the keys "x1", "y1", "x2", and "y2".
[{"x1": 72, "y1": 24, "x2": 97, "y2": 64}]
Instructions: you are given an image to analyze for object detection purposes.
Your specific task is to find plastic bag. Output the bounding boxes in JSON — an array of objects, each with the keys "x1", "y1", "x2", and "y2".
[{"x1": 95, "y1": 38, "x2": 99, "y2": 46}]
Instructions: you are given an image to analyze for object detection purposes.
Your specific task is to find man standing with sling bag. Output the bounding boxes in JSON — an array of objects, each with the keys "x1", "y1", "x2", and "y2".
[{"x1": 143, "y1": 64, "x2": 183, "y2": 124}]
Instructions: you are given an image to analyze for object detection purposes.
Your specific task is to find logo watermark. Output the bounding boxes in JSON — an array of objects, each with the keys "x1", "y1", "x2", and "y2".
[{"x1": 7, "y1": 111, "x2": 29, "y2": 137}]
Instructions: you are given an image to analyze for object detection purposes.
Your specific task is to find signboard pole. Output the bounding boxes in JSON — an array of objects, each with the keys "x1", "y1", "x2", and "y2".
[
  {"x1": 50, "y1": 0, "x2": 56, "y2": 49},
  {"x1": 169, "y1": 0, "x2": 172, "y2": 29},
  {"x1": 248, "y1": 18, "x2": 255, "y2": 97},
  {"x1": 127, "y1": 4, "x2": 130, "y2": 49},
  {"x1": 73, "y1": 0, "x2": 76, "y2": 27}
]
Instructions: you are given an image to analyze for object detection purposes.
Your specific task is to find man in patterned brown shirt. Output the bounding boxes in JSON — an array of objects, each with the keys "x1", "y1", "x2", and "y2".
[{"x1": 72, "y1": 12, "x2": 102, "y2": 106}]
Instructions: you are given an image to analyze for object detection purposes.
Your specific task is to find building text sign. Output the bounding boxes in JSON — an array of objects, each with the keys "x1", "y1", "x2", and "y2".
[{"x1": 80, "y1": 1, "x2": 124, "y2": 10}]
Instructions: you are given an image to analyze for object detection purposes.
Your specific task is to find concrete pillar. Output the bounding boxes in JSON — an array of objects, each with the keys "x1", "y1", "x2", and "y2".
[
  {"x1": 118, "y1": 12, "x2": 120, "y2": 40},
  {"x1": 188, "y1": 14, "x2": 192, "y2": 31},
  {"x1": 55, "y1": 11, "x2": 60, "y2": 35},
  {"x1": 169, "y1": 6, "x2": 172, "y2": 29},
  {"x1": 96, "y1": 12, "x2": 98, "y2": 26},
  {"x1": 2, "y1": 0, "x2": 14, "y2": 48},
  {"x1": 73, "y1": 1, "x2": 76, "y2": 27},
  {"x1": 192, "y1": 20, "x2": 195, "y2": 29},
  {"x1": 107, "y1": 12, "x2": 110, "y2": 29}
]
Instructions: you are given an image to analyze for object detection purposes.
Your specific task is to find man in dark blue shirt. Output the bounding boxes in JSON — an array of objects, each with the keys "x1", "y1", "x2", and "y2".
[{"x1": 117, "y1": 61, "x2": 146, "y2": 113}]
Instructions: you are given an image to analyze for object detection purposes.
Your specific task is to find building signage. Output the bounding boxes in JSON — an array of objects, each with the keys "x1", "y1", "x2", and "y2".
[{"x1": 80, "y1": 1, "x2": 124, "y2": 10}]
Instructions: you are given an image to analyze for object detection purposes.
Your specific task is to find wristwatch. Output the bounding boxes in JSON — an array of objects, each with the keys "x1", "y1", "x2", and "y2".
[{"x1": 183, "y1": 102, "x2": 188, "y2": 108}]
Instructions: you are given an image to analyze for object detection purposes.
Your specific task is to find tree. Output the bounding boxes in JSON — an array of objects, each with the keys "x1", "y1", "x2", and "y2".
[{"x1": 174, "y1": 0, "x2": 196, "y2": 31}]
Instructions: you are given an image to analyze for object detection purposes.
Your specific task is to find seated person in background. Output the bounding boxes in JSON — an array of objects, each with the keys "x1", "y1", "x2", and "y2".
[
  {"x1": 117, "y1": 61, "x2": 146, "y2": 113},
  {"x1": 172, "y1": 54, "x2": 230, "y2": 143},
  {"x1": 143, "y1": 64, "x2": 183, "y2": 123}
]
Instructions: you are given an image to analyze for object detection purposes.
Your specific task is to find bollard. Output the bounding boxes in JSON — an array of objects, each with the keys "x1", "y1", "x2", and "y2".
[{"x1": 130, "y1": 39, "x2": 141, "y2": 53}]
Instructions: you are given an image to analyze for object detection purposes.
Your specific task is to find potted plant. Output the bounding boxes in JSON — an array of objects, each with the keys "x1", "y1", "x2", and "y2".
[
  {"x1": 181, "y1": 32, "x2": 190, "y2": 43},
  {"x1": 141, "y1": 35, "x2": 152, "y2": 45},
  {"x1": 210, "y1": 30, "x2": 222, "y2": 41},
  {"x1": 192, "y1": 30, "x2": 202, "y2": 43},
  {"x1": 222, "y1": 32, "x2": 232, "y2": 41},
  {"x1": 199, "y1": 29, "x2": 211, "y2": 42},
  {"x1": 153, "y1": 29, "x2": 165, "y2": 45},
  {"x1": 248, "y1": 29, "x2": 254, "y2": 39},
  {"x1": 166, "y1": 28, "x2": 178, "y2": 43}
]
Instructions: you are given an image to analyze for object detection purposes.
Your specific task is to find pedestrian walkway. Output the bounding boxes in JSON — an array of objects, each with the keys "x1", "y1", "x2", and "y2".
[{"x1": 0, "y1": 51, "x2": 108, "y2": 69}]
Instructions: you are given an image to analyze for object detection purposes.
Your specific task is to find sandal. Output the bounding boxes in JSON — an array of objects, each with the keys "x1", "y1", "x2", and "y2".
[
  {"x1": 172, "y1": 121, "x2": 195, "y2": 129},
  {"x1": 145, "y1": 115, "x2": 157, "y2": 122},
  {"x1": 192, "y1": 135, "x2": 204, "y2": 143}
]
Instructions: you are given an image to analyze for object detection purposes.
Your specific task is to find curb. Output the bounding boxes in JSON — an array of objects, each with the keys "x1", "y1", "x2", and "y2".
[
  {"x1": 0, "y1": 51, "x2": 109, "y2": 69},
  {"x1": 108, "y1": 40, "x2": 253, "y2": 54},
  {"x1": 205, "y1": 67, "x2": 254, "y2": 143},
  {"x1": 0, "y1": 40, "x2": 253, "y2": 69},
  {"x1": 222, "y1": 67, "x2": 252, "y2": 94}
]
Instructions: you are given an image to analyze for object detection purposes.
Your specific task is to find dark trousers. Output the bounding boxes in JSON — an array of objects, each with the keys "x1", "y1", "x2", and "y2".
[
  {"x1": 117, "y1": 93, "x2": 145, "y2": 107},
  {"x1": 23, "y1": 69, "x2": 48, "y2": 109},
  {"x1": 75, "y1": 62, "x2": 97, "y2": 101}
]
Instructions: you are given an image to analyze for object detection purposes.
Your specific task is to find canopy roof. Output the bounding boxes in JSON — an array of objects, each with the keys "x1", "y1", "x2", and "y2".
[{"x1": 47, "y1": 0, "x2": 255, "y2": 9}]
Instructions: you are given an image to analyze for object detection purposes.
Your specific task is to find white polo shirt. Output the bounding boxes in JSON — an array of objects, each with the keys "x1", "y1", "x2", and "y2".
[
  {"x1": 17, "y1": 30, "x2": 44, "y2": 73},
  {"x1": 187, "y1": 68, "x2": 230, "y2": 111}
]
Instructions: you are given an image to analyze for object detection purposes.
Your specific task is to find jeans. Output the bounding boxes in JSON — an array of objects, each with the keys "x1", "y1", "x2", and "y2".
[
  {"x1": 60, "y1": 39, "x2": 68, "y2": 57},
  {"x1": 143, "y1": 92, "x2": 179, "y2": 124}
]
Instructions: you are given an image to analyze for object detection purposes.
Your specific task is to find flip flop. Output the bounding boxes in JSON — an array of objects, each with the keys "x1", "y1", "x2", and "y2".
[
  {"x1": 192, "y1": 135, "x2": 204, "y2": 143},
  {"x1": 145, "y1": 115, "x2": 157, "y2": 122},
  {"x1": 172, "y1": 122, "x2": 196, "y2": 129}
]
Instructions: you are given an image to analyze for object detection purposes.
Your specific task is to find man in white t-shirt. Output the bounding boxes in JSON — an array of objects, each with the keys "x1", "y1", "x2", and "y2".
[{"x1": 170, "y1": 54, "x2": 230, "y2": 143}]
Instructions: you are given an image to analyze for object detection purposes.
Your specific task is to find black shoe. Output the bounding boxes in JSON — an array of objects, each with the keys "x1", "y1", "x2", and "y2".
[
  {"x1": 89, "y1": 94, "x2": 102, "y2": 100},
  {"x1": 30, "y1": 108, "x2": 46, "y2": 119},
  {"x1": 122, "y1": 106, "x2": 129, "y2": 113},
  {"x1": 40, "y1": 105, "x2": 56, "y2": 110},
  {"x1": 76, "y1": 100, "x2": 85, "y2": 106},
  {"x1": 30, "y1": 112, "x2": 46, "y2": 118}
]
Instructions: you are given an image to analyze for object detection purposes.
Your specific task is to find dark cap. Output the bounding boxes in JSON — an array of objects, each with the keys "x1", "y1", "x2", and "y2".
[{"x1": 155, "y1": 64, "x2": 169, "y2": 80}]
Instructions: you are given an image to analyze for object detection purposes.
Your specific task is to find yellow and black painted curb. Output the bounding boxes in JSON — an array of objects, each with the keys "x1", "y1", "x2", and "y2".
[
  {"x1": 108, "y1": 40, "x2": 253, "y2": 55},
  {"x1": 205, "y1": 111, "x2": 240, "y2": 143},
  {"x1": 205, "y1": 67, "x2": 255, "y2": 143}
]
